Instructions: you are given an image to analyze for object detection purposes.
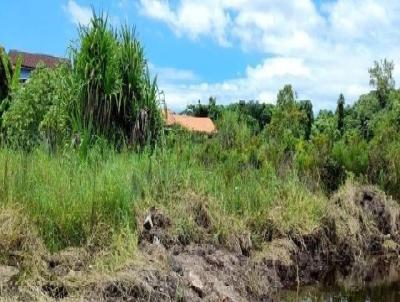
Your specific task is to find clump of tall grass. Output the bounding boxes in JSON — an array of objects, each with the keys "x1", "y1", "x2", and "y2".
[
  {"x1": 72, "y1": 13, "x2": 163, "y2": 148},
  {"x1": 0, "y1": 139, "x2": 327, "y2": 253},
  {"x1": 0, "y1": 46, "x2": 21, "y2": 102}
]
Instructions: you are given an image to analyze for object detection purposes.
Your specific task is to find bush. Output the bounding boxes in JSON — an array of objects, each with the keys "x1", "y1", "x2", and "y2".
[
  {"x1": 332, "y1": 132, "x2": 369, "y2": 176},
  {"x1": 217, "y1": 110, "x2": 251, "y2": 150},
  {"x1": 2, "y1": 64, "x2": 73, "y2": 150}
]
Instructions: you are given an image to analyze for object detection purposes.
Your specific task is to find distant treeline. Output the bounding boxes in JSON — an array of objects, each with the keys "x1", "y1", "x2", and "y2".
[{"x1": 181, "y1": 59, "x2": 400, "y2": 198}]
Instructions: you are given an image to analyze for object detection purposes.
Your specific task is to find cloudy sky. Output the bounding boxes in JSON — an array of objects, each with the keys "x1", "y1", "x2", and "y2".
[{"x1": 1, "y1": 0, "x2": 400, "y2": 111}]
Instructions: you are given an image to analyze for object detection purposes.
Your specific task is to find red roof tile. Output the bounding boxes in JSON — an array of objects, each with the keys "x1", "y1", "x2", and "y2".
[{"x1": 8, "y1": 50, "x2": 68, "y2": 69}]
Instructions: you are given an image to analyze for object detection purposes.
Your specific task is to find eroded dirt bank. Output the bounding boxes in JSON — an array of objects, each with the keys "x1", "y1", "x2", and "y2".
[{"x1": 1, "y1": 184, "x2": 400, "y2": 301}]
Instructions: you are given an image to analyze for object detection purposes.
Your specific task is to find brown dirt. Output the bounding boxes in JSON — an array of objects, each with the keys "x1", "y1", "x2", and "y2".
[{"x1": 1, "y1": 185, "x2": 400, "y2": 301}]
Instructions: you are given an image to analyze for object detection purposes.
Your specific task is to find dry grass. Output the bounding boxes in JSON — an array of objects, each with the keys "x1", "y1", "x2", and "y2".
[
  {"x1": 326, "y1": 179, "x2": 399, "y2": 251},
  {"x1": 253, "y1": 238, "x2": 297, "y2": 266},
  {"x1": 0, "y1": 206, "x2": 47, "y2": 281}
]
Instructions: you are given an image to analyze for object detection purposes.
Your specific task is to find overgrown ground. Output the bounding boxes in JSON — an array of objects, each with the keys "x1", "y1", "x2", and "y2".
[
  {"x1": 1, "y1": 12, "x2": 400, "y2": 302},
  {"x1": 1, "y1": 145, "x2": 400, "y2": 301},
  {"x1": 0, "y1": 144, "x2": 326, "y2": 254}
]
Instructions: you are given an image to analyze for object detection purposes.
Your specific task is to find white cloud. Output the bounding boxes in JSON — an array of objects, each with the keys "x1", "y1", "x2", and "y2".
[
  {"x1": 149, "y1": 64, "x2": 198, "y2": 83},
  {"x1": 140, "y1": 0, "x2": 400, "y2": 112},
  {"x1": 246, "y1": 58, "x2": 311, "y2": 81},
  {"x1": 64, "y1": 0, "x2": 91, "y2": 26},
  {"x1": 139, "y1": 0, "x2": 231, "y2": 45}
]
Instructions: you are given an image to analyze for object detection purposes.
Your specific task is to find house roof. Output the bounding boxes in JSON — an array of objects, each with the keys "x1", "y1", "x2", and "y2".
[
  {"x1": 163, "y1": 110, "x2": 216, "y2": 134},
  {"x1": 8, "y1": 50, "x2": 68, "y2": 69}
]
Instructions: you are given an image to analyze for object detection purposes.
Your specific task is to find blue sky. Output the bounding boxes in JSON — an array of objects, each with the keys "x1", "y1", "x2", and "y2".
[{"x1": 1, "y1": 0, "x2": 400, "y2": 111}]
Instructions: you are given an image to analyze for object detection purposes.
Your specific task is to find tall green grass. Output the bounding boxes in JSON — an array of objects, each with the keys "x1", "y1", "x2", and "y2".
[
  {"x1": 0, "y1": 140, "x2": 327, "y2": 252},
  {"x1": 72, "y1": 13, "x2": 163, "y2": 148}
]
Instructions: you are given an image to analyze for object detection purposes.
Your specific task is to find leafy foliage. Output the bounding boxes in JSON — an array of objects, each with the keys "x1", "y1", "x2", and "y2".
[
  {"x1": 184, "y1": 97, "x2": 222, "y2": 120},
  {"x1": 2, "y1": 64, "x2": 73, "y2": 150},
  {"x1": 2, "y1": 9, "x2": 400, "y2": 205},
  {"x1": 0, "y1": 47, "x2": 21, "y2": 129},
  {"x1": 72, "y1": 14, "x2": 163, "y2": 148},
  {"x1": 178, "y1": 59, "x2": 400, "y2": 198},
  {"x1": 299, "y1": 100, "x2": 313, "y2": 140},
  {"x1": 336, "y1": 94, "x2": 345, "y2": 136},
  {"x1": 3, "y1": 10, "x2": 400, "y2": 277},
  {"x1": 369, "y1": 59, "x2": 395, "y2": 108}
]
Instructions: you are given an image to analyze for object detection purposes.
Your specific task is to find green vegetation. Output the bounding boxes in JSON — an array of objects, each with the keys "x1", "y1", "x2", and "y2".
[
  {"x1": 0, "y1": 12, "x2": 400, "y2": 289},
  {"x1": 72, "y1": 15, "x2": 162, "y2": 148},
  {"x1": 0, "y1": 143, "x2": 326, "y2": 252},
  {"x1": 0, "y1": 47, "x2": 21, "y2": 131}
]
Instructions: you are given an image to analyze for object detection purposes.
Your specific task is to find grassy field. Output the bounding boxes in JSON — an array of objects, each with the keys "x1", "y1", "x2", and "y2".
[{"x1": 0, "y1": 142, "x2": 326, "y2": 255}]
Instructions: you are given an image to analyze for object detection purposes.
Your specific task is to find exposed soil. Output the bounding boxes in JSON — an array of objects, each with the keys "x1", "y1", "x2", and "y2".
[{"x1": 1, "y1": 185, "x2": 400, "y2": 301}]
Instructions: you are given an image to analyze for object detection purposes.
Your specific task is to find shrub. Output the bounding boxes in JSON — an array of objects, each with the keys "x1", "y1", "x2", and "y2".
[
  {"x1": 332, "y1": 131, "x2": 369, "y2": 176},
  {"x1": 217, "y1": 110, "x2": 251, "y2": 150},
  {"x1": 2, "y1": 64, "x2": 73, "y2": 150}
]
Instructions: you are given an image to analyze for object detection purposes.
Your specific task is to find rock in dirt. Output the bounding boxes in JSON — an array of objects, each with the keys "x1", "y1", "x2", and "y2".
[
  {"x1": 47, "y1": 247, "x2": 88, "y2": 277},
  {"x1": 188, "y1": 271, "x2": 205, "y2": 298},
  {"x1": 0, "y1": 266, "x2": 18, "y2": 285},
  {"x1": 226, "y1": 234, "x2": 253, "y2": 256},
  {"x1": 238, "y1": 233, "x2": 252, "y2": 256},
  {"x1": 140, "y1": 208, "x2": 174, "y2": 248},
  {"x1": 42, "y1": 282, "x2": 68, "y2": 299},
  {"x1": 143, "y1": 214, "x2": 153, "y2": 230}
]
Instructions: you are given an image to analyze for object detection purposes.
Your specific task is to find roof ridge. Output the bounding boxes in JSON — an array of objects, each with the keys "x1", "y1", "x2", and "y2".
[{"x1": 8, "y1": 49, "x2": 66, "y2": 60}]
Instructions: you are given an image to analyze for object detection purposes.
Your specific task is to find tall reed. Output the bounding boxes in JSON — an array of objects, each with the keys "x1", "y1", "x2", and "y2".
[{"x1": 71, "y1": 12, "x2": 163, "y2": 148}]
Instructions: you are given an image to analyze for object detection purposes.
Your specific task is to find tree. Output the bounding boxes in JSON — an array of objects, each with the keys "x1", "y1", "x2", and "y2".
[
  {"x1": 185, "y1": 100, "x2": 208, "y2": 117},
  {"x1": 336, "y1": 94, "x2": 345, "y2": 136},
  {"x1": 268, "y1": 85, "x2": 305, "y2": 150},
  {"x1": 276, "y1": 84, "x2": 295, "y2": 107},
  {"x1": 299, "y1": 100, "x2": 313, "y2": 140},
  {"x1": 352, "y1": 92, "x2": 380, "y2": 140},
  {"x1": 369, "y1": 59, "x2": 395, "y2": 108},
  {"x1": 207, "y1": 97, "x2": 221, "y2": 120},
  {"x1": 184, "y1": 96, "x2": 221, "y2": 120},
  {"x1": 227, "y1": 100, "x2": 274, "y2": 133}
]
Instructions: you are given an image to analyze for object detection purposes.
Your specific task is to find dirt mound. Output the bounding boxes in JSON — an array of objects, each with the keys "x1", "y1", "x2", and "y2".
[
  {"x1": 169, "y1": 244, "x2": 275, "y2": 301},
  {"x1": 81, "y1": 244, "x2": 276, "y2": 302},
  {"x1": 257, "y1": 184, "x2": 400, "y2": 290},
  {"x1": 78, "y1": 185, "x2": 400, "y2": 300},
  {"x1": 328, "y1": 184, "x2": 400, "y2": 255},
  {"x1": 95, "y1": 271, "x2": 180, "y2": 302},
  {"x1": 2, "y1": 185, "x2": 400, "y2": 301},
  {"x1": 355, "y1": 188, "x2": 399, "y2": 235},
  {"x1": 137, "y1": 209, "x2": 275, "y2": 301}
]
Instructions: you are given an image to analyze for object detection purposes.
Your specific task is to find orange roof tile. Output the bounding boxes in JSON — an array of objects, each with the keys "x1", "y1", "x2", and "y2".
[{"x1": 162, "y1": 110, "x2": 216, "y2": 134}]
